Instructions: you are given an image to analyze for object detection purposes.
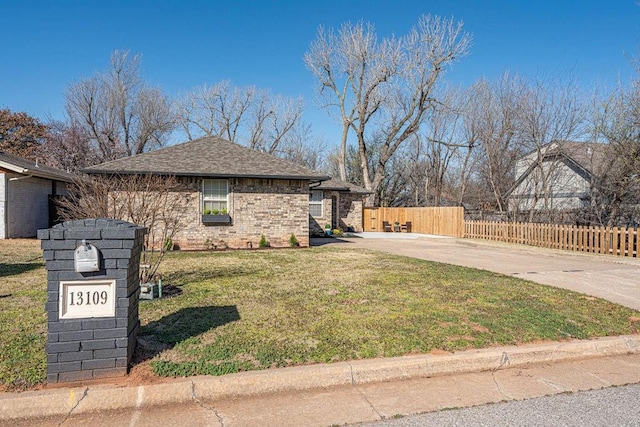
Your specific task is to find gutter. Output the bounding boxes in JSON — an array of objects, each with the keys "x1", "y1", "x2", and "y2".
[{"x1": 9, "y1": 174, "x2": 33, "y2": 182}]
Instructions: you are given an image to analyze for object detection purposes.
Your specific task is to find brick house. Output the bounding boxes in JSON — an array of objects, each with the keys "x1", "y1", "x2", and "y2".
[
  {"x1": 0, "y1": 151, "x2": 74, "y2": 238},
  {"x1": 84, "y1": 136, "x2": 333, "y2": 249},
  {"x1": 309, "y1": 178, "x2": 371, "y2": 236}
]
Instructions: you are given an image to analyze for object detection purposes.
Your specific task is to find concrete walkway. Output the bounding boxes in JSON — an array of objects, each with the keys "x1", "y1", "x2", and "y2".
[{"x1": 320, "y1": 235, "x2": 640, "y2": 311}]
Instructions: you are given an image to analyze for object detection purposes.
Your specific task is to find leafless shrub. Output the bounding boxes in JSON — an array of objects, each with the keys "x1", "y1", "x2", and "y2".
[{"x1": 58, "y1": 174, "x2": 193, "y2": 283}]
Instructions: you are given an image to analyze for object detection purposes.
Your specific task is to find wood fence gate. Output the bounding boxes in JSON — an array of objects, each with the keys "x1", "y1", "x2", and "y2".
[{"x1": 363, "y1": 207, "x2": 464, "y2": 237}]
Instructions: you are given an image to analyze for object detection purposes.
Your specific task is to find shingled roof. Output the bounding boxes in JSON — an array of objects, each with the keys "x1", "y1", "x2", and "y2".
[
  {"x1": 313, "y1": 178, "x2": 372, "y2": 194},
  {"x1": 84, "y1": 136, "x2": 331, "y2": 182},
  {"x1": 0, "y1": 151, "x2": 75, "y2": 182}
]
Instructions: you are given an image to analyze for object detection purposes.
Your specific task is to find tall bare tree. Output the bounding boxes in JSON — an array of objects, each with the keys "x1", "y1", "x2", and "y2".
[
  {"x1": 590, "y1": 73, "x2": 640, "y2": 226},
  {"x1": 38, "y1": 120, "x2": 99, "y2": 172},
  {"x1": 177, "y1": 81, "x2": 303, "y2": 155},
  {"x1": 466, "y1": 74, "x2": 524, "y2": 211},
  {"x1": 511, "y1": 76, "x2": 587, "y2": 221},
  {"x1": 65, "y1": 50, "x2": 175, "y2": 162},
  {"x1": 306, "y1": 15, "x2": 471, "y2": 205}
]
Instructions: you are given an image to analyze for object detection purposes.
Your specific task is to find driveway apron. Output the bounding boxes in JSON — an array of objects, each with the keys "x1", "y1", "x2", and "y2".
[{"x1": 328, "y1": 235, "x2": 640, "y2": 311}]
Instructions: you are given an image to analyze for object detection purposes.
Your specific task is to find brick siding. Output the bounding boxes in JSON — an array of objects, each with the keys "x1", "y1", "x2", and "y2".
[{"x1": 171, "y1": 178, "x2": 310, "y2": 249}]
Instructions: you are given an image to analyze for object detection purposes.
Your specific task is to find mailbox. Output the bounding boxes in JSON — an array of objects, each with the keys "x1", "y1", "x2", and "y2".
[{"x1": 74, "y1": 240, "x2": 100, "y2": 272}]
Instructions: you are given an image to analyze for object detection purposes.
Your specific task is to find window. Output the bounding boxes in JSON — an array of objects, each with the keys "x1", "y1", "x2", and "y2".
[
  {"x1": 202, "y1": 179, "x2": 228, "y2": 212},
  {"x1": 309, "y1": 190, "x2": 323, "y2": 217}
]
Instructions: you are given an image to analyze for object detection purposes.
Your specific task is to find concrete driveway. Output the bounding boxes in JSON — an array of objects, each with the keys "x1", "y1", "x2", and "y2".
[{"x1": 316, "y1": 234, "x2": 640, "y2": 311}]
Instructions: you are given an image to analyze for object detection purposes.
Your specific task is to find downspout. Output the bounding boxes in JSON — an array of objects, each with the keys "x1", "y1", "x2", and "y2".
[{"x1": 1, "y1": 174, "x2": 7, "y2": 239}]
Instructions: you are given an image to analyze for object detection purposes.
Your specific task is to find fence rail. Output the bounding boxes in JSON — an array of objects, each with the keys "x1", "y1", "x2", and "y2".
[
  {"x1": 465, "y1": 220, "x2": 639, "y2": 258},
  {"x1": 363, "y1": 207, "x2": 464, "y2": 237}
]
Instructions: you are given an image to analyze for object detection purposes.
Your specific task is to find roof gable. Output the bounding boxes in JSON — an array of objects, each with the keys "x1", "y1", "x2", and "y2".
[
  {"x1": 84, "y1": 136, "x2": 330, "y2": 181},
  {"x1": 506, "y1": 141, "x2": 606, "y2": 198},
  {"x1": 0, "y1": 151, "x2": 75, "y2": 182}
]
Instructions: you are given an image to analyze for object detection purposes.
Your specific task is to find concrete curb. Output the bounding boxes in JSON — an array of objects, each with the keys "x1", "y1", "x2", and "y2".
[{"x1": 2, "y1": 335, "x2": 639, "y2": 421}]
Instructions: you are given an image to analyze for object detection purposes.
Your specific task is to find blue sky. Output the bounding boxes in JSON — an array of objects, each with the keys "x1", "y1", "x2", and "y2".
[{"x1": 2, "y1": 0, "x2": 640, "y2": 145}]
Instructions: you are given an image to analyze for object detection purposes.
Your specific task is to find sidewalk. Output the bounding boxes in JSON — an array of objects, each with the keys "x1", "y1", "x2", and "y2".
[{"x1": 2, "y1": 336, "x2": 640, "y2": 426}]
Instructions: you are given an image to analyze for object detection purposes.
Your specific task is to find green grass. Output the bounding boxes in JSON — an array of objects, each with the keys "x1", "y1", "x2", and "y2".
[{"x1": 2, "y1": 239, "x2": 640, "y2": 389}]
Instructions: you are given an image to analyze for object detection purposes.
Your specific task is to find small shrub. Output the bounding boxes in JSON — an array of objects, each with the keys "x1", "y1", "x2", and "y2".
[
  {"x1": 205, "y1": 238, "x2": 214, "y2": 250},
  {"x1": 204, "y1": 209, "x2": 212, "y2": 215},
  {"x1": 212, "y1": 209, "x2": 220, "y2": 215},
  {"x1": 221, "y1": 208, "x2": 228, "y2": 214},
  {"x1": 289, "y1": 233, "x2": 299, "y2": 247},
  {"x1": 332, "y1": 228, "x2": 342, "y2": 236},
  {"x1": 163, "y1": 237, "x2": 174, "y2": 251},
  {"x1": 259, "y1": 234, "x2": 270, "y2": 248}
]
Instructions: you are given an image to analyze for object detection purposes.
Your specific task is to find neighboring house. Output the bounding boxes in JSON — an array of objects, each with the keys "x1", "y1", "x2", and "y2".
[
  {"x1": 0, "y1": 151, "x2": 74, "y2": 238},
  {"x1": 309, "y1": 178, "x2": 371, "y2": 236},
  {"x1": 507, "y1": 141, "x2": 606, "y2": 214},
  {"x1": 84, "y1": 136, "x2": 331, "y2": 249}
]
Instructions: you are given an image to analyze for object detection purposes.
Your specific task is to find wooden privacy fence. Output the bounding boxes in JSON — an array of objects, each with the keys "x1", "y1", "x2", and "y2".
[
  {"x1": 465, "y1": 220, "x2": 639, "y2": 258},
  {"x1": 363, "y1": 207, "x2": 464, "y2": 237}
]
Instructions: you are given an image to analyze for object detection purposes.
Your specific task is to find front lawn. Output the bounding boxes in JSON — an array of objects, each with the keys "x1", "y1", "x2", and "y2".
[{"x1": 2, "y1": 239, "x2": 639, "y2": 389}]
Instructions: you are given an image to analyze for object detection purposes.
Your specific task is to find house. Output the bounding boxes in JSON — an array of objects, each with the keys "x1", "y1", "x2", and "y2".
[
  {"x1": 507, "y1": 141, "x2": 606, "y2": 215},
  {"x1": 309, "y1": 178, "x2": 371, "y2": 235},
  {"x1": 0, "y1": 151, "x2": 74, "y2": 238},
  {"x1": 84, "y1": 136, "x2": 332, "y2": 249}
]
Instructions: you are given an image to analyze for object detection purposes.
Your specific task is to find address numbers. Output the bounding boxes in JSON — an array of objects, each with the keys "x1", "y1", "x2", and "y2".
[{"x1": 59, "y1": 280, "x2": 116, "y2": 319}]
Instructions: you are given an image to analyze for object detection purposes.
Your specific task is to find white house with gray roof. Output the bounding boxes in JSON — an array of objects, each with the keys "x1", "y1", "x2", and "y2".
[
  {"x1": 507, "y1": 141, "x2": 606, "y2": 214},
  {"x1": 0, "y1": 151, "x2": 74, "y2": 238}
]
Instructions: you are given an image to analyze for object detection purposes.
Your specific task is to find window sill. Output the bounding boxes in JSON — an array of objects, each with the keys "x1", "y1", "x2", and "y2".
[{"x1": 202, "y1": 214, "x2": 232, "y2": 225}]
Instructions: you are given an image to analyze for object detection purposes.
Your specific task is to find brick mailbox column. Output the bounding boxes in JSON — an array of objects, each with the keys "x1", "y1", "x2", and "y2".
[{"x1": 38, "y1": 219, "x2": 147, "y2": 383}]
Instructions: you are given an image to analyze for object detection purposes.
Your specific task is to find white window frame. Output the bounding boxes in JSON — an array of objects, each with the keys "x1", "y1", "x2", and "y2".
[
  {"x1": 202, "y1": 179, "x2": 228, "y2": 213},
  {"x1": 309, "y1": 190, "x2": 323, "y2": 217}
]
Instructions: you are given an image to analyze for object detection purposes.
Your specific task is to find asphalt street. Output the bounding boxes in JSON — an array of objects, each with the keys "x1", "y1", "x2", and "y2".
[{"x1": 360, "y1": 383, "x2": 640, "y2": 427}]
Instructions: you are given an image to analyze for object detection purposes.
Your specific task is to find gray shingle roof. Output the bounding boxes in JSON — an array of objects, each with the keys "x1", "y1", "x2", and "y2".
[
  {"x1": 0, "y1": 151, "x2": 75, "y2": 182},
  {"x1": 314, "y1": 178, "x2": 372, "y2": 194},
  {"x1": 84, "y1": 136, "x2": 331, "y2": 181}
]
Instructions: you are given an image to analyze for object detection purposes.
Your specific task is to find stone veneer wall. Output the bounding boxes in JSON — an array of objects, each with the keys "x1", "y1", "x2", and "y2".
[
  {"x1": 309, "y1": 191, "x2": 365, "y2": 235},
  {"x1": 338, "y1": 193, "x2": 364, "y2": 232},
  {"x1": 309, "y1": 192, "x2": 333, "y2": 236},
  {"x1": 174, "y1": 178, "x2": 310, "y2": 249}
]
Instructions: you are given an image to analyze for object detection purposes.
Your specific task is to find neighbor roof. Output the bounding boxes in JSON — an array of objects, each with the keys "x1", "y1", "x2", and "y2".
[
  {"x1": 505, "y1": 140, "x2": 607, "y2": 197},
  {"x1": 313, "y1": 178, "x2": 372, "y2": 194},
  {"x1": 0, "y1": 151, "x2": 75, "y2": 182},
  {"x1": 84, "y1": 136, "x2": 331, "y2": 181}
]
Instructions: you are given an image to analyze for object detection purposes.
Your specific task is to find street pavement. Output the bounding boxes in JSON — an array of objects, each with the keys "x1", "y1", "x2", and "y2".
[
  {"x1": 2, "y1": 235, "x2": 640, "y2": 426},
  {"x1": 361, "y1": 383, "x2": 640, "y2": 427}
]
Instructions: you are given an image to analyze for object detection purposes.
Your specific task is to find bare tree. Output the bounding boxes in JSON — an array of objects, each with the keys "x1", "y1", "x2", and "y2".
[
  {"x1": 590, "y1": 75, "x2": 640, "y2": 226},
  {"x1": 57, "y1": 174, "x2": 193, "y2": 283},
  {"x1": 65, "y1": 50, "x2": 175, "y2": 162},
  {"x1": 306, "y1": 15, "x2": 471, "y2": 205},
  {"x1": 177, "y1": 81, "x2": 303, "y2": 154},
  {"x1": 38, "y1": 120, "x2": 99, "y2": 172},
  {"x1": 509, "y1": 76, "x2": 587, "y2": 222},
  {"x1": 276, "y1": 121, "x2": 327, "y2": 170},
  {"x1": 178, "y1": 80, "x2": 253, "y2": 142},
  {"x1": 466, "y1": 74, "x2": 524, "y2": 212}
]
